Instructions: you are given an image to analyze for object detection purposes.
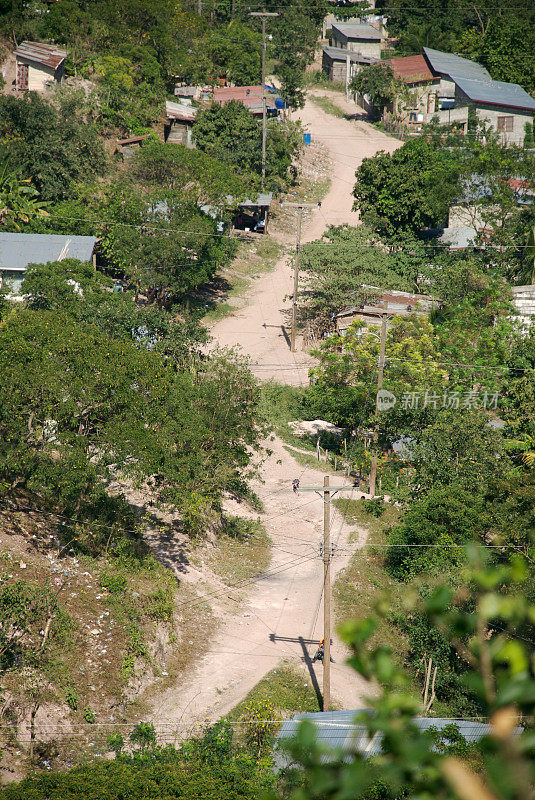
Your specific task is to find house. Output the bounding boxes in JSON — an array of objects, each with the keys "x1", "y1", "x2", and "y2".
[
  {"x1": 330, "y1": 22, "x2": 384, "y2": 59},
  {"x1": 212, "y1": 85, "x2": 279, "y2": 117},
  {"x1": 448, "y1": 75, "x2": 535, "y2": 145},
  {"x1": 334, "y1": 285, "x2": 439, "y2": 335},
  {"x1": 275, "y1": 710, "x2": 522, "y2": 768},
  {"x1": 422, "y1": 46, "x2": 491, "y2": 102},
  {"x1": 322, "y1": 46, "x2": 378, "y2": 82},
  {"x1": 381, "y1": 54, "x2": 441, "y2": 130},
  {"x1": 164, "y1": 100, "x2": 197, "y2": 146},
  {"x1": 511, "y1": 285, "x2": 535, "y2": 329},
  {"x1": 0, "y1": 232, "x2": 97, "y2": 294},
  {"x1": 14, "y1": 41, "x2": 68, "y2": 92}
]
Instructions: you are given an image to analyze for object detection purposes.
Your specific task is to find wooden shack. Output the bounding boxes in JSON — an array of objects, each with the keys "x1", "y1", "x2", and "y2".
[
  {"x1": 335, "y1": 285, "x2": 439, "y2": 335},
  {"x1": 14, "y1": 41, "x2": 67, "y2": 92},
  {"x1": 165, "y1": 100, "x2": 197, "y2": 147}
]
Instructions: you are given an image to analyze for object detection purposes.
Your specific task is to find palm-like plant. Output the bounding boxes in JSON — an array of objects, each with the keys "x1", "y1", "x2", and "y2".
[{"x1": 0, "y1": 159, "x2": 49, "y2": 230}]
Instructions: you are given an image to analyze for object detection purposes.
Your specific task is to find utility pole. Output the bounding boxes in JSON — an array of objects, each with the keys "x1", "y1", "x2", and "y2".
[
  {"x1": 280, "y1": 201, "x2": 320, "y2": 351},
  {"x1": 368, "y1": 305, "x2": 388, "y2": 497},
  {"x1": 322, "y1": 475, "x2": 331, "y2": 710},
  {"x1": 299, "y1": 478, "x2": 354, "y2": 711},
  {"x1": 249, "y1": 11, "x2": 278, "y2": 190}
]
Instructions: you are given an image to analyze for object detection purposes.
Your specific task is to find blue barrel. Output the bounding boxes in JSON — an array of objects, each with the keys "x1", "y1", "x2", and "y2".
[{"x1": 303, "y1": 132, "x2": 311, "y2": 146}]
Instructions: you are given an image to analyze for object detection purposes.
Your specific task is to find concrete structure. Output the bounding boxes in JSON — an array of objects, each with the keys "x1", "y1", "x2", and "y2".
[
  {"x1": 14, "y1": 41, "x2": 67, "y2": 92},
  {"x1": 115, "y1": 133, "x2": 152, "y2": 159},
  {"x1": 423, "y1": 46, "x2": 491, "y2": 100},
  {"x1": 335, "y1": 285, "x2": 438, "y2": 335},
  {"x1": 322, "y1": 46, "x2": 378, "y2": 82},
  {"x1": 164, "y1": 100, "x2": 197, "y2": 146},
  {"x1": 330, "y1": 22, "x2": 384, "y2": 59},
  {"x1": 381, "y1": 54, "x2": 441, "y2": 130},
  {"x1": 421, "y1": 48, "x2": 535, "y2": 144},
  {"x1": 275, "y1": 710, "x2": 522, "y2": 768},
  {"x1": 451, "y1": 75, "x2": 535, "y2": 145},
  {"x1": 511, "y1": 285, "x2": 535, "y2": 330},
  {"x1": 0, "y1": 232, "x2": 97, "y2": 294}
]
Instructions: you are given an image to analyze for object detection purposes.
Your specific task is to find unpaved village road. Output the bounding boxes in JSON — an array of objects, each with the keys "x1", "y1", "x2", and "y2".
[
  {"x1": 150, "y1": 93, "x2": 402, "y2": 734},
  {"x1": 211, "y1": 90, "x2": 401, "y2": 387}
]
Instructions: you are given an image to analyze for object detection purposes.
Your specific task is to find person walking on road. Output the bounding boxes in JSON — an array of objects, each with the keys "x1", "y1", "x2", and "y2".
[
  {"x1": 292, "y1": 478, "x2": 300, "y2": 495},
  {"x1": 311, "y1": 637, "x2": 334, "y2": 663}
]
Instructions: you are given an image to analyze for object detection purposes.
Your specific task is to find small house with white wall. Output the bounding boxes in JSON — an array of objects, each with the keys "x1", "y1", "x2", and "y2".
[
  {"x1": 14, "y1": 41, "x2": 68, "y2": 92},
  {"x1": 330, "y1": 22, "x2": 384, "y2": 59},
  {"x1": 0, "y1": 232, "x2": 97, "y2": 294}
]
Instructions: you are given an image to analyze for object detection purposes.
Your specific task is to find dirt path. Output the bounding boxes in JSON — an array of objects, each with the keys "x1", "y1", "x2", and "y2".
[
  {"x1": 210, "y1": 90, "x2": 401, "y2": 387},
  {"x1": 149, "y1": 93, "x2": 401, "y2": 731},
  {"x1": 151, "y1": 437, "x2": 371, "y2": 735}
]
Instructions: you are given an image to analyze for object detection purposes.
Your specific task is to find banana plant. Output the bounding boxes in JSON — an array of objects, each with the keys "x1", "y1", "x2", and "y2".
[{"x1": 0, "y1": 159, "x2": 49, "y2": 230}]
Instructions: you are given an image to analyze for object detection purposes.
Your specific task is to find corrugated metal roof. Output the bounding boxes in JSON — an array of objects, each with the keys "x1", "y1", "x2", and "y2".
[
  {"x1": 382, "y1": 54, "x2": 435, "y2": 83},
  {"x1": 323, "y1": 46, "x2": 378, "y2": 64},
  {"x1": 275, "y1": 711, "x2": 522, "y2": 769},
  {"x1": 165, "y1": 100, "x2": 197, "y2": 122},
  {"x1": 14, "y1": 41, "x2": 68, "y2": 70},
  {"x1": 451, "y1": 74, "x2": 535, "y2": 112},
  {"x1": 0, "y1": 233, "x2": 97, "y2": 272},
  {"x1": 423, "y1": 47, "x2": 490, "y2": 81},
  {"x1": 331, "y1": 22, "x2": 383, "y2": 40}
]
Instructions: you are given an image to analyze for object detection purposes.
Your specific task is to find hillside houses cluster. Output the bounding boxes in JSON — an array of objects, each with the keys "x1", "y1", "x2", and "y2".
[{"x1": 322, "y1": 25, "x2": 535, "y2": 145}]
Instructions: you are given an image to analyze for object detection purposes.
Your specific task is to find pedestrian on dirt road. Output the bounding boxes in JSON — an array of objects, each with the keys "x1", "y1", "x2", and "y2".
[
  {"x1": 311, "y1": 637, "x2": 334, "y2": 663},
  {"x1": 292, "y1": 478, "x2": 300, "y2": 495}
]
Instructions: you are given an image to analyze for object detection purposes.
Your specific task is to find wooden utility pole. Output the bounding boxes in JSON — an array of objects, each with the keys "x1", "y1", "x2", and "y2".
[
  {"x1": 322, "y1": 475, "x2": 331, "y2": 710},
  {"x1": 369, "y1": 306, "x2": 388, "y2": 497},
  {"x1": 299, "y1": 478, "x2": 355, "y2": 711},
  {"x1": 249, "y1": 11, "x2": 279, "y2": 190},
  {"x1": 280, "y1": 201, "x2": 320, "y2": 351}
]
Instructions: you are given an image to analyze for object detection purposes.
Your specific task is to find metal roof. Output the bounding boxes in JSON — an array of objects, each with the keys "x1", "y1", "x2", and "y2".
[
  {"x1": 323, "y1": 46, "x2": 378, "y2": 64},
  {"x1": 0, "y1": 233, "x2": 97, "y2": 272},
  {"x1": 14, "y1": 41, "x2": 68, "y2": 70},
  {"x1": 423, "y1": 47, "x2": 490, "y2": 81},
  {"x1": 331, "y1": 22, "x2": 383, "y2": 40},
  {"x1": 382, "y1": 54, "x2": 435, "y2": 83},
  {"x1": 165, "y1": 100, "x2": 197, "y2": 122},
  {"x1": 450, "y1": 74, "x2": 535, "y2": 112},
  {"x1": 275, "y1": 711, "x2": 522, "y2": 768}
]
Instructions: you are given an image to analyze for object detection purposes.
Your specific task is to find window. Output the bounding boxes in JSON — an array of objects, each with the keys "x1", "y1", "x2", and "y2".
[{"x1": 497, "y1": 116, "x2": 514, "y2": 132}]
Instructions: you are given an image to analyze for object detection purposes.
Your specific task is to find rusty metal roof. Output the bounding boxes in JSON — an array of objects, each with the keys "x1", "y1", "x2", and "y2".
[
  {"x1": 382, "y1": 54, "x2": 435, "y2": 83},
  {"x1": 14, "y1": 41, "x2": 68, "y2": 69}
]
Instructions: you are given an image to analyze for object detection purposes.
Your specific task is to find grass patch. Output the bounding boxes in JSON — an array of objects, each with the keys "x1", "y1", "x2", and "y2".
[
  {"x1": 333, "y1": 499, "x2": 405, "y2": 659},
  {"x1": 334, "y1": 497, "x2": 400, "y2": 542},
  {"x1": 227, "y1": 663, "x2": 322, "y2": 723},
  {"x1": 209, "y1": 516, "x2": 271, "y2": 585},
  {"x1": 310, "y1": 95, "x2": 348, "y2": 119}
]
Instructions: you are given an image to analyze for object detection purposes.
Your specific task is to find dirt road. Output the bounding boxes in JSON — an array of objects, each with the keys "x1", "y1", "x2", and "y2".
[
  {"x1": 211, "y1": 90, "x2": 401, "y2": 387},
  {"x1": 150, "y1": 93, "x2": 401, "y2": 731}
]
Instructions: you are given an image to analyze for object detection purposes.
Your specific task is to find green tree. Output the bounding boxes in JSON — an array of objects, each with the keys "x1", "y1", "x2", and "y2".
[
  {"x1": 350, "y1": 64, "x2": 406, "y2": 118},
  {"x1": 278, "y1": 548, "x2": 535, "y2": 800},
  {"x1": 353, "y1": 137, "x2": 460, "y2": 236},
  {"x1": 0, "y1": 90, "x2": 106, "y2": 202}
]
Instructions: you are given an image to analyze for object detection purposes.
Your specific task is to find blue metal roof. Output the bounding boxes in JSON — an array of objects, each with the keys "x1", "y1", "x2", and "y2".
[
  {"x1": 423, "y1": 47, "x2": 491, "y2": 81},
  {"x1": 275, "y1": 710, "x2": 521, "y2": 769},
  {"x1": 450, "y1": 74, "x2": 535, "y2": 112},
  {"x1": 0, "y1": 232, "x2": 97, "y2": 272}
]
